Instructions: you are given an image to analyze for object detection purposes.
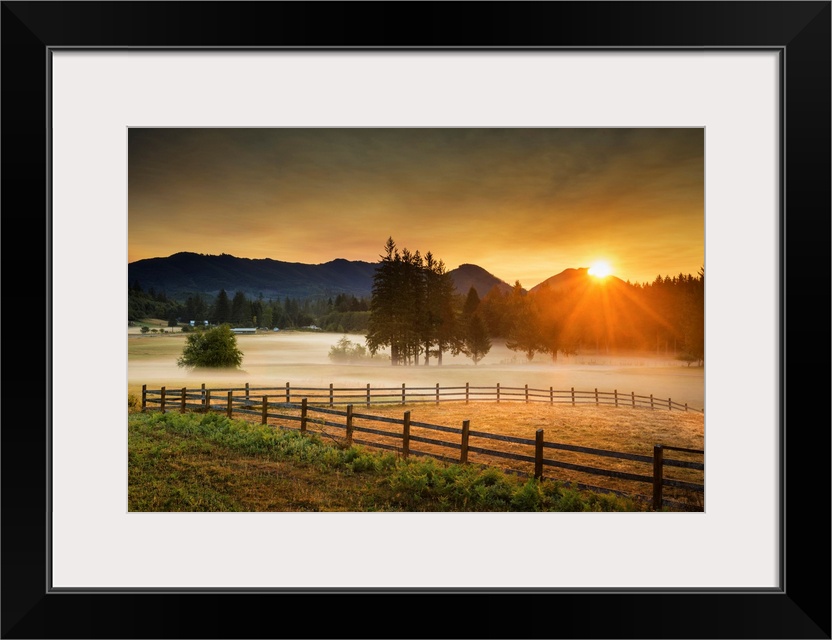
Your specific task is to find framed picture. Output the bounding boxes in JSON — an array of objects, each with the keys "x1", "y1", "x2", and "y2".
[{"x1": 4, "y1": 2, "x2": 829, "y2": 638}]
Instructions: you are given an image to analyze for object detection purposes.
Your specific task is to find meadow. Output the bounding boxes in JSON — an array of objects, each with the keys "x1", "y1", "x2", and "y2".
[
  {"x1": 128, "y1": 328, "x2": 705, "y2": 410},
  {"x1": 129, "y1": 328, "x2": 704, "y2": 509}
]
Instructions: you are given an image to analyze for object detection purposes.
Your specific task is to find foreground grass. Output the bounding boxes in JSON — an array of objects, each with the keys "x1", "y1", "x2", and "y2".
[{"x1": 128, "y1": 410, "x2": 645, "y2": 512}]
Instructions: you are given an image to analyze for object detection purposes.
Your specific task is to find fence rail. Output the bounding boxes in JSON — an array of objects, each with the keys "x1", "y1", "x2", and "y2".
[
  {"x1": 140, "y1": 383, "x2": 704, "y2": 511},
  {"x1": 141, "y1": 381, "x2": 702, "y2": 413}
]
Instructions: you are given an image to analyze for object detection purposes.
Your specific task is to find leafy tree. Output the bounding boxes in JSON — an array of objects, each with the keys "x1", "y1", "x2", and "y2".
[
  {"x1": 328, "y1": 336, "x2": 371, "y2": 363},
  {"x1": 176, "y1": 324, "x2": 243, "y2": 369}
]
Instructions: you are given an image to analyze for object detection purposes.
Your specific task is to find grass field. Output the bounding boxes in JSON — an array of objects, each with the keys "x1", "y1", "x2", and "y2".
[
  {"x1": 129, "y1": 329, "x2": 704, "y2": 510},
  {"x1": 129, "y1": 409, "x2": 652, "y2": 512}
]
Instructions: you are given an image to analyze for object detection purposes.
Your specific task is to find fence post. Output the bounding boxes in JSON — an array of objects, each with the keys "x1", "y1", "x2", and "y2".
[
  {"x1": 286, "y1": 382, "x2": 290, "y2": 404},
  {"x1": 650, "y1": 394, "x2": 654, "y2": 410},
  {"x1": 550, "y1": 386, "x2": 554, "y2": 404},
  {"x1": 632, "y1": 391, "x2": 636, "y2": 408},
  {"x1": 245, "y1": 382, "x2": 250, "y2": 404},
  {"x1": 201, "y1": 383, "x2": 206, "y2": 410},
  {"x1": 595, "y1": 388, "x2": 599, "y2": 406},
  {"x1": 227, "y1": 391, "x2": 233, "y2": 418},
  {"x1": 534, "y1": 429, "x2": 544, "y2": 480},
  {"x1": 685, "y1": 403, "x2": 688, "y2": 412},
  {"x1": 181, "y1": 387, "x2": 187, "y2": 413},
  {"x1": 571, "y1": 387, "x2": 575, "y2": 406},
  {"x1": 346, "y1": 405, "x2": 354, "y2": 446},
  {"x1": 301, "y1": 398, "x2": 308, "y2": 433},
  {"x1": 614, "y1": 389, "x2": 618, "y2": 408},
  {"x1": 261, "y1": 395, "x2": 268, "y2": 425},
  {"x1": 465, "y1": 382, "x2": 469, "y2": 404},
  {"x1": 402, "y1": 383, "x2": 406, "y2": 405},
  {"x1": 525, "y1": 384, "x2": 529, "y2": 403},
  {"x1": 652, "y1": 445, "x2": 664, "y2": 510},
  {"x1": 668, "y1": 398, "x2": 672, "y2": 410},
  {"x1": 402, "y1": 411, "x2": 411, "y2": 460},
  {"x1": 160, "y1": 387, "x2": 166, "y2": 414},
  {"x1": 204, "y1": 390, "x2": 211, "y2": 414},
  {"x1": 329, "y1": 383, "x2": 334, "y2": 407},
  {"x1": 366, "y1": 383, "x2": 371, "y2": 407},
  {"x1": 141, "y1": 385, "x2": 147, "y2": 412},
  {"x1": 460, "y1": 420, "x2": 470, "y2": 464},
  {"x1": 497, "y1": 383, "x2": 501, "y2": 403},
  {"x1": 436, "y1": 383, "x2": 440, "y2": 405}
]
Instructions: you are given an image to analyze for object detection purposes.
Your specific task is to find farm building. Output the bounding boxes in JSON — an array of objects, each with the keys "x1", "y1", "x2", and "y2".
[{"x1": 231, "y1": 328, "x2": 257, "y2": 334}]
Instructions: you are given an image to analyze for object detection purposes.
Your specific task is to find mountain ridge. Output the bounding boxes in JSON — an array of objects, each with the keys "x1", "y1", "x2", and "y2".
[{"x1": 128, "y1": 252, "x2": 569, "y2": 301}]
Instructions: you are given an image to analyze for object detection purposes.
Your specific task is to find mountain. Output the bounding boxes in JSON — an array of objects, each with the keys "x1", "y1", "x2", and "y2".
[
  {"x1": 447, "y1": 263, "x2": 516, "y2": 298},
  {"x1": 529, "y1": 267, "x2": 627, "y2": 294},
  {"x1": 128, "y1": 252, "x2": 537, "y2": 302},
  {"x1": 128, "y1": 252, "x2": 379, "y2": 301}
]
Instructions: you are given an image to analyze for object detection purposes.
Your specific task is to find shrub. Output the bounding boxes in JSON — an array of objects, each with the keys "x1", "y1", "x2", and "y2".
[
  {"x1": 328, "y1": 336, "x2": 370, "y2": 363},
  {"x1": 177, "y1": 324, "x2": 243, "y2": 369}
]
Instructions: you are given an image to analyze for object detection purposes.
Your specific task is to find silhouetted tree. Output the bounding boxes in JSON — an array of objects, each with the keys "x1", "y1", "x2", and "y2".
[
  {"x1": 463, "y1": 313, "x2": 491, "y2": 365},
  {"x1": 211, "y1": 289, "x2": 231, "y2": 325}
]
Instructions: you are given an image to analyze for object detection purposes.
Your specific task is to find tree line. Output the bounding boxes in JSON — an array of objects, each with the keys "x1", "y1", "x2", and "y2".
[
  {"x1": 131, "y1": 240, "x2": 705, "y2": 368},
  {"x1": 365, "y1": 238, "x2": 491, "y2": 365},
  {"x1": 365, "y1": 238, "x2": 704, "y2": 367},
  {"x1": 469, "y1": 268, "x2": 704, "y2": 366},
  {"x1": 129, "y1": 282, "x2": 370, "y2": 333}
]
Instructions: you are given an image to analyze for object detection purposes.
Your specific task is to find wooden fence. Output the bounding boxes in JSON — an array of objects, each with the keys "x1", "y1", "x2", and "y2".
[
  {"x1": 142, "y1": 381, "x2": 702, "y2": 412},
  {"x1": 140, "y1": 384, "x2": 705, "y2": 511}
]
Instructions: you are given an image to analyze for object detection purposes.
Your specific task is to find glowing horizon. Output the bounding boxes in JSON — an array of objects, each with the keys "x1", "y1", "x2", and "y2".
[{"x1": 129, "y1": 128, "x2": 704, "y2": 287}]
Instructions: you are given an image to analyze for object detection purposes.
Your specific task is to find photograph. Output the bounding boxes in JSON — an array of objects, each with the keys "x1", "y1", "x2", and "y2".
[
  {"x1": 127, "y1": 127, "x2": 705, "y2": 513},
  {"x1": 3, "y1": 0, "x2": 828, "y2": 636}
]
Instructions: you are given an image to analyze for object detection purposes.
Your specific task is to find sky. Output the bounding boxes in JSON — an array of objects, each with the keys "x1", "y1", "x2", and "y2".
[{"x1": 128, "y1": 128, "x2": 704, "y2": 288}]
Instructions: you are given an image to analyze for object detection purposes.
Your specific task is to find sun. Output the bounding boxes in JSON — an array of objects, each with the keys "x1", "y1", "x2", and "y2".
[{"x1": 588, "y1": 261, "x2": 612, "y2": 278}]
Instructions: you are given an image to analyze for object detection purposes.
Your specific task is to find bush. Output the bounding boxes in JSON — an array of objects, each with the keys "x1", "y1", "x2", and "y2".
[
  {"x1": 328, "y1": 336, "x2": 371, "y2": 363},
  {"x1": 177, "y1": 324, "x2": 243, "y2": 369},
  {"x1": 140, "y1": 326, "x2": 149, "y2": 334}
]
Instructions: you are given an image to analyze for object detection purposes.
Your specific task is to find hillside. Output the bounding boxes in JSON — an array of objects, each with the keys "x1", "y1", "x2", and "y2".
[
  {"x1": 528, "y1": 267, "x2": 626, "y2": 294},
  {"x1": 447, "y1": 263, "x2": 517, "y2": 298},
  {"x1": 128, "y1": 252, "x2": 379, "y2": 301},
  {"x1": 128, "y1": 252, "x2": 523, "y2": 302}
]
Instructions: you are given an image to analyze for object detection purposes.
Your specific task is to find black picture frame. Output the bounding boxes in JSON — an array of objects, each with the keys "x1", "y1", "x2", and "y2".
[{"x1": 3, "y1": 2, "x2": 829, "y2": 638}]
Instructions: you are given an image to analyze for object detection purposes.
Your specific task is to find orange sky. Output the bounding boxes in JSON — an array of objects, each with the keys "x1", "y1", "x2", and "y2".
[{"x1": 128, "y1": 128, "x2": 703, "y2": 288}]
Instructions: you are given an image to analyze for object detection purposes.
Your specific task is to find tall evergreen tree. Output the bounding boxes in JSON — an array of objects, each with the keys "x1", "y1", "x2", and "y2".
[
  {"x1": 366, "y1": 238, "x2": 459, "y2": 366},
  {"x1": 462, "y1": 286, "x2": 481, "y2": 318},
  {"x1": 421, "y1": 252, "x2": 461, "y2": 365},
  {"x1": 463, "y1": 313, "x2": 492, "y2": 365},
  {"x1": 367, "y1": 237, "x2": 402, "y2": 364},
  {"x1": 230, "y1": 291, "x2": 250, "y2": 325},
  {"x1": 211, "y1": 289, "x2": 231, "y2": 325}
]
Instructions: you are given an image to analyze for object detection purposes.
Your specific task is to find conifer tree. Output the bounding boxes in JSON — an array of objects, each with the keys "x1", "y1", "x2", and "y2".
[
  {"x1": 211, "y1": 289, "x2": 231, "y2": 325},
  {"x1": 463, "y1": 313, "x2": 492, "y2": 365}
]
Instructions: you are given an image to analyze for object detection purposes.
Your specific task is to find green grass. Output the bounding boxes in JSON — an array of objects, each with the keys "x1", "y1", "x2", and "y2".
[{"x1": 128, "y1": 410, "x2": 645, "y2": 512}]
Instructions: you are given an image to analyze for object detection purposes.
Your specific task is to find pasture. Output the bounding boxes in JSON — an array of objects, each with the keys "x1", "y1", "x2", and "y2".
[
  {"x1": 130, "y1": 330, "x2": 704, "y2": 507},
  {"x1": 128, "y1": 330, "x2": 705, "y2": 411}
]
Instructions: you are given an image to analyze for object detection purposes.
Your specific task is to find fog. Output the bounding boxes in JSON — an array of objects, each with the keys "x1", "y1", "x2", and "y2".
[{"x1": 128, "y1": 331, "x2": 704, "y2": 410}]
